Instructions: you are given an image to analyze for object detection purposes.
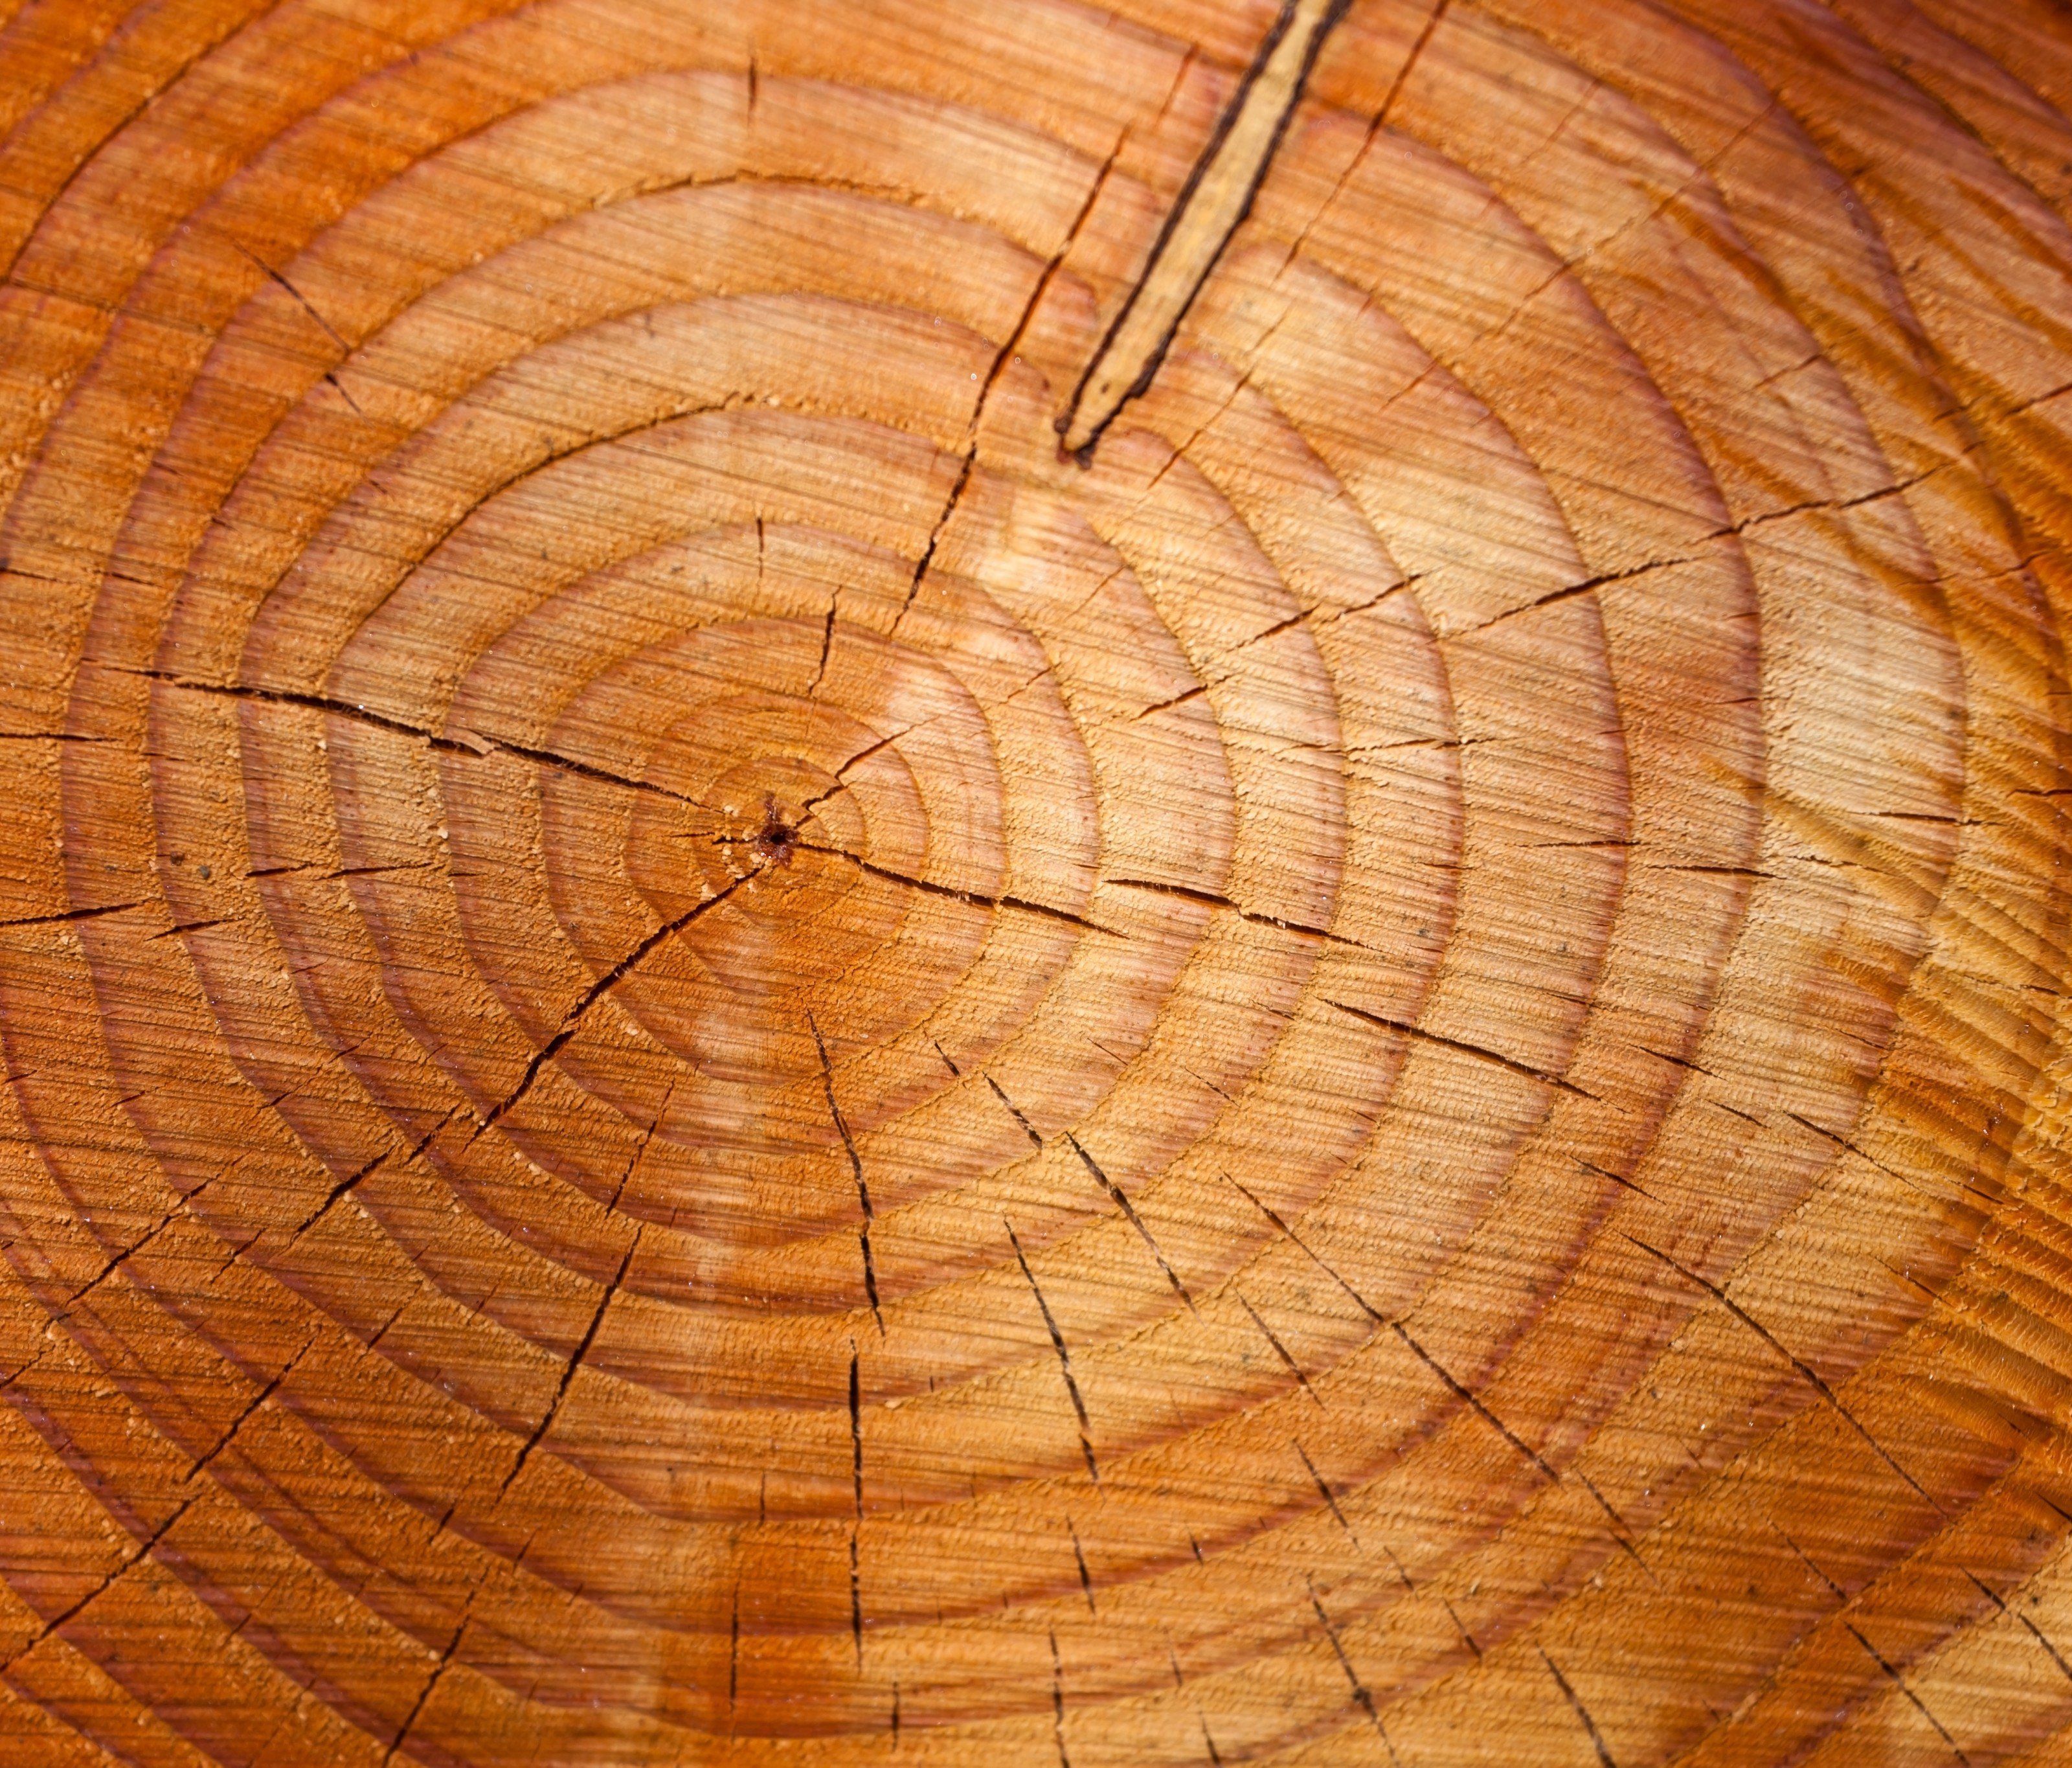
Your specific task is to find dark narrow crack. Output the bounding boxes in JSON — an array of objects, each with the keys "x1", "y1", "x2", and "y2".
[
  {"x1": 1237, "y1": 1291, "x2": 1320, "y2": 1405},
  {"x1": 1308, "y1": 1581, "x2": 1396, "y2": 1757},
  {"x1": 477, "y1": 876, "x2": 749, "y2": 1138},
  {"x1": 1132, "y1": 684, "x2": 1207, "y2": 721},
  {"x1": 1539, "y1": 1645, "x2": 1617, "y2": 1768},
  {"x1": 1442, "y1": 1596, "x2": 1481, "y2": 1659},
  {"x1": 808, "y1": 593, "x2": 837, "y2": 697},
  {"x1": 146, "y1": 918, "x2": 227, "y2": 942},
  {"x1": 813, "y1": 1015, "x2": 882, "y2": 1336},
  {"x1": 1068, "y1": 1519, "x2": 1096, "y2": 1613},
  {"x1": 1845, "y1": 1624, "x2": 1968, "y2": 1763},
  {"x1": 794, "y1": 840, "x2": 1114, "y2": 936},
  {"x1": 1293, "y1": 1438, "x2": 1353, "y2": 1536},
  {"x1": 497, "y1": 1229, "x2": 640, "y2": 1497},
  {"x1": 1327, "y1": 999, "x2": 1600, "y2": 1102},
  {"x1": 1006, "y1": 1219, "x2": 1098, "y2": 1484},
  {"x1": 2020, "y1": 1610, "x2": 2072, "y2": 1686},
  {"x1": 987, "y1": 1074, "x2": 1044, "y2": 1149},
  {"x1": 229, "y1": 240, "x2": 350, "y2": 353},
  {"x1": 0, "y1": 900, "x2": 144, "y2": 931},
  {"x1": 1060, "y1": 0, "x2": 1352, "y2": 457},
  {"x1": 135, "y1": 668, "x2": 698, "y2": 809},
  {"x1": 1625, "y1": 1235, "x2": 1939, "y2": 1512},
  {"x1": 1050, "y1": 1630, "x2": 1072, "y2": 1768},
  {"x1": 0, "y1": 1495, "x2": 197, "y2": 1680},
  {"x1": 849, "y1": 1525, "x2": 864, "y2": 1666},
  {"x1": 894, "y1": 453, "x2": 974, "y2": 635},
  {"x1": 383, "y1": 1592, "x2": 473, "y2": 1767},
  {"x1": 892, "y1": 135, "x2": 1124, "y2": 634},
  {"x1": 1227, "y1": 1173, "x2": 1384, "y2": 1322},
  {"x1": 1107, "y1": 876, "x2": 1362, "y2": 949},
  {"x1": 54, "y1": 1208, "x2": 185, "y2": 1320},
  {"x1": 1066, "y1": 1133, "x2": 1194, "y2": 1311},
  {"x1": 1580, "y1": 1157, "x2": 1660, "y2": 1205},
  {"x1": 1390, "y1": 1319, "x2": 1559, "y2": 1487},
  {"x1": 185, "y1": 1333, "x2": 317, "y2": 1482},
  {"x1": 727, "y1": 1580, "x2": 741, "y2": 1726},
  {"x1": 287, "y1": 1150, "x2": 390, "y2": 1239},
  {"x1": 1571, "y1": 1469, "x2": 1655, "y2": 1583},
  {"x1": 848, "y1": 1349, "x2": 865, "y2": 1519},
  {"x1": 795, "y1": 727, "x2": 910, "y2": 824},
  {"x1": 1469, "y1": 551, "x2": 1711, "y2": 634}
]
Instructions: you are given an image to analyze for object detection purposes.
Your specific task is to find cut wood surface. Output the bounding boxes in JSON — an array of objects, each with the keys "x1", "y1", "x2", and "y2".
[{"x1": 6, "y1": 0, "x2": 2072, "y2": 1762}]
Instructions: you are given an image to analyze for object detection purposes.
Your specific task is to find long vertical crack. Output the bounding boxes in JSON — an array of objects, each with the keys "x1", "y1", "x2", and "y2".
[
  {"x1": 384, "y1": 1589, "x2": 475, "y2": 1767},
  {"x1": 1050, "y1": 1630, "x2": 1072, "y2": 1768},
  {"x1": 848, "y1": 1346, "x2": 866, "y2": 1663},
  {"x1": 813, "y1": 1014, "x2": 883, "y2": 1336}
]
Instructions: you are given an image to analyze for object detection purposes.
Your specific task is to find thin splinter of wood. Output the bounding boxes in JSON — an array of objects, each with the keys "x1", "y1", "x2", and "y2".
[{"x1": 1057, "y1": 0, "x2": 1346, "y2": 455}]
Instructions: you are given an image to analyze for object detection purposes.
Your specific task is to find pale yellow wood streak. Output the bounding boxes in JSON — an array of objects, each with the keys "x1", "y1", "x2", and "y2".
[{"x1": 1058, "y1": 0, "x2": 1342, "y2": 454}]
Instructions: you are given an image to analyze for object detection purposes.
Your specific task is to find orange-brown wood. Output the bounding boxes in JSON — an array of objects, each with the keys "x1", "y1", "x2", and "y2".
[{"x1": 5, "y1": 1, "x2": 2072, "y2": 1763}]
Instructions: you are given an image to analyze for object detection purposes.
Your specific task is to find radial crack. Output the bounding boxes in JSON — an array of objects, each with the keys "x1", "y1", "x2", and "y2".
[
  {"x1": 1107, "y1": 875, "x2": 1363, "y2": 949},
  {"x1": 0, "y1": 1495, "x2": 197, "y2": 1680},
  {"x1": 1237, "y1": 1290, "x2": 1320, "y2": 1404},
  {"x1": 850, "y1": 1524, "x2": 864, "y2": 1665},
  {"x1": 1066, "y1": 1133, "x2": 1195, "y2": 1311},
  {"x1": 2020, "y1": 1610, "x2": 2072, "y2": 1686},
  {"x1": 813, "y1": 1014, "x2": 883, "y2": 1335},
  {"x1": 479, "y1": 875, "x2": 750, "y2": 1136},
  {"x1": 0, "y1": 899, "x2": 145, "y2": 931},
  {"x1": 1006, "y1": 1218, "x2": 1098, "y2": 1484},
  {"x1": 1068, "y1": 1519, "x2": 1096, "y2": 1613},
  {"x1": 1625, "y1": 1235, "x2": 1939, "y2": 1511},
  {"x1": 893, "y1": 134, "x2": 1122, "y2": 635},
  {"x1": 987, "y1": 1074, "x2": 1044, "y2": 1149},
  {"x1": 498, "y1": 1229, "x2": 640, "y2": 1497},
  {"x1": 1327, "y1": 998, "x2": 1599, "y2": 1101},
  {"x1": 1060, "y1": 0, "x2": 1351, "y2": 455},
  {"x1": 1390, "y1": 1319, "x2": 1559, "y2": 1487},
  {"x1": 385, "y1": 1593, "x2": 474, "y2": 1767},
  {"x1": 140, "y1": 668, "x2": 699, "y2": 808},
  {"x1": 186, "y1": 1333, "x2": 317, "y2": 1481},
  {"x1": 1845, "y1": 1624, "x2": 1969, "y2": 1763},
  {"x1": 287, "y1": 1149, "x2": 390, "y2": 1239},
  {"x1": 1308, "y1": 1582, "x2": 1397, "y2": 1758},
  {"x1": 1293, "y1": 1438, "x2": 1353, "y2": 1536},
  {"x1": 1227, "y1": 1172, "x2": 1384, "y2": 1323},
  {"x1": 1050, "y1": 1630, "x2": 1072, "y2": 1768},
  {"x1": 1539, "y1": 1645, "x2": 1617, "y2": 1768},
  {"x1": 794, "y1": 840, "x2": 1114, "y2": 936}
]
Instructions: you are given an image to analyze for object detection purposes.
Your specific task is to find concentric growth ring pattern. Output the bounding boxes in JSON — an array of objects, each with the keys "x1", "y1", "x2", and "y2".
[{"x1": 1, "y1": 1, "x2": 2070, "y2": 1763}]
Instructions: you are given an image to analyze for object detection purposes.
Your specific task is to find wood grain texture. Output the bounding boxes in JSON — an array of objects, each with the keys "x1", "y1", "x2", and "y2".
[{"x1": 1, "y1": 0, "x2": 2071, "y2": 1762}]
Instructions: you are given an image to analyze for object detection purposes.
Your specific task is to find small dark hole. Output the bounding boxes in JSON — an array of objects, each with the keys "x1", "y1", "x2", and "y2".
[{"x1": 752, "y1": 797, "x2": 797, "y2": 865}]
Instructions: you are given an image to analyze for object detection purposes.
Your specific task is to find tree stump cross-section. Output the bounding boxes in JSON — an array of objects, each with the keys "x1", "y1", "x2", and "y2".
[{"x1": 3, "y1": 1, "x2": 2072, "y2": 1765}]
